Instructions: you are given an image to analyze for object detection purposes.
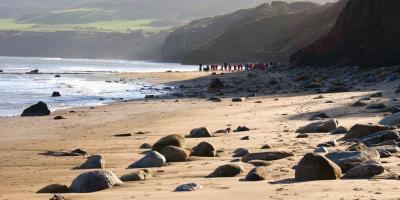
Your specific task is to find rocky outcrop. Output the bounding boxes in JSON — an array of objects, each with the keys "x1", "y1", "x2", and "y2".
[
  {"x1": 291, "y1": 0, "x2": 400, "y2": 67},
  {"x1": 295, "y1": 153, "x2": 342, "y2": 181},
  {"x1": 21, "y1": 101, "x2": 50, "y2": 116}
]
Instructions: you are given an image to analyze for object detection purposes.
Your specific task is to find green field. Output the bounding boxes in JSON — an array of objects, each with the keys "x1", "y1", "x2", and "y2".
[{"x1": 0, "y1": 18, "x2": 165, "y2": 33}]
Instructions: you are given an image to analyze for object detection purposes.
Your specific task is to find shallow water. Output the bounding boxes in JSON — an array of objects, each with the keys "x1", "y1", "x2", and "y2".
[{"x1": 0, "y1": 57, "x2": 195, "y2": 116}]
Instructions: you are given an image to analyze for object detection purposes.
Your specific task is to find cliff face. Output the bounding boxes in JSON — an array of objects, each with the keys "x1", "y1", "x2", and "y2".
[
  {"x1": 291, "y1": 0, "x2": 400, "y2": 67},
  {"x1": 161, "y1": 2, "x2": 321, "y2": 63}
]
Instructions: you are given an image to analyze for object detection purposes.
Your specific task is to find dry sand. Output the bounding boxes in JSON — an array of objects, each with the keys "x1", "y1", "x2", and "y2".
[{"x1": 1, "y1": 71, "x2": 399, "y2": 200}]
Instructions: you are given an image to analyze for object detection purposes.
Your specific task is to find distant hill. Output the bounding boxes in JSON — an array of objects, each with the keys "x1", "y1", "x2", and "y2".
[
  {"x1": 163, "y1": 0, "x2": 347, "y2": 64},
  {"x1": 290, "y1": 0, "x2": 400, "y2": 67}
]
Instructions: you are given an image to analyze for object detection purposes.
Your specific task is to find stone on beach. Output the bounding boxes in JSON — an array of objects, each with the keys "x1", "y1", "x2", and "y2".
[
  {"x1": 37, "y1": 184, "x2": 70, "y2": 193},
  {"x1": 379, "y1": 112, "x2": 400, "y2": 126},
  {"x1": 232, "y1": 97, "x2": 245, "y2": 102},
  {"x1": 175, "y1": 183, "x2": 202, "y2": 192},
  {"x1": 330, "y1": 126, "x2": 348, "y2": 134},
  {"x1": 78, "y1": 155, "x2": 105, "y2": 169},
  {"x1": 233, "y1": 148, "x2": 251, "y2": 157},
  {"x1": 159, "y1": 146, "x2": 190, "y2": 162},
  {"x1": 359, "y1": 130, "x2": 399, "y2": 147},
  {"x1": 344, "y1": 124, "x2": 389, "y2": 139},
  {"x1": 191, "y1": 141, "x2": 217, "y2": 157},
  {"x1": 140, "y1": 143, "x2": 152, "y2": 149},
  {"x1": 120, "y1": 169, "x2": 153, "y2": 182},
  {"x1": 152, "y1": 134, "x2": 186, "y2": 152},
  {"x1": 242, "y1": 151, "x2": 294, "y2": 162},
  {"x1": 69, "y1": 170, "x2": 122, "y2": 193},
  {"x1": 245, "y1": 167, "x2": 268, "y2": 181},
  {"x1": 49, "y1": 195, "x2": 68, "y2": 200},
  {"x1": 343, "y1": 160, "x2": 384, "y2": 178},
  {"x1": 296, "y1": 119, "x2": 338, "y2": 133},
  {"x1": 295, "y1": 153, "x2": 342, "y2": 181},
  {"x1": 326, "y1": 149, "x2": 380, "y2": 172},
  {"x1": 234, "y1": 126, "x2": 251, "y2": 132},
  {"x1": 51, "y1": 91, "x2": 61, "y2": 97},
  {"x1": 21, "y1": 101, "x2": 51, "y2": 116},
  {"x1": 128, "y1": 151, "x2": 166, "y2": 168},
  {"x1": 209, "y1": 164, "x2": 244, "y2": 177},
  {"x1": 188, "y1": 127, "x2": 213, "y2": 138}
]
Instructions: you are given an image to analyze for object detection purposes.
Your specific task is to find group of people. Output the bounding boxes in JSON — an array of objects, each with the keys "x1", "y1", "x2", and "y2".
[{"x1": 199, "y1": 62, "x2": 279, "y2": 72}]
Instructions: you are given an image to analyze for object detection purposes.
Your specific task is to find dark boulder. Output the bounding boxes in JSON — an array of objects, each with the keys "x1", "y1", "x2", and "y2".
[
  {"x1": 152, "y1": 134, "x2": 186, "y2": 152},
  {"x1": 296, "y1": 119, "x2": 338, "y2": 133},
  {"x1": 191, "y1": 141, "x2": 217, "y2": 157},
  {"x1": 51, "y1": 91, "x2": 61, "y2": 97},
  {"x1": 326, "y1": 149, "x2": 380, "y2": 172},
  {"x1": 344, "y1": 124, "x2": 389, "y2": 139},
  {"x1": 159, "y1": 146, "x2": 190, "y2": 162},
  {"x1": 21, "y1": 101, "x2": 51, "y2": 116},
  {"x1": 120, "y1": 169, "x2": 153, "y2": 182},
  {"x1": 78, "y1": 155, "x2": 105, "y2": 169},
  {"x1": 360, "y1": 130, "x2": 399, "y2": 147},
  {"x1": 295, "y1": 153, "x2": 342, "y2": 181},
  {"x1": 37, "y1": 184, "x2": 70, "y2": 193},
  {"x1": 69, "y1": 170, "x2": 122, "y2": 193},
  {"x1": 188, "y1": 127, "x2": 213, "y2": 138},
  {"x1": 208, "y1": 164, "x2": 244, "y2": 177},
  {"x1": 242, "y1": 151, "x2": 294, "y2": 162},
  {"x1": 245, "y1": 167, "x2": 268, "y2": 181}
]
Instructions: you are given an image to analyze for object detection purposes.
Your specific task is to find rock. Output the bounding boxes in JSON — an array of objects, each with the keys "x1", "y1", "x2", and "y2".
[
  {"x1": 54, "y1": 116, "x2": 66, "y2": 120},
  {"x1": 145, "y1": 95, "x2": 156, "y2": 99},
  {"x1": 49, "y1": 195, "x2": 68, "y2": 200},
  {"x1": 28, "y1": 69, "x2": 39, "y2": 74},
  {"x1": 209, "y1": 164, "x2": 244, "y2": 177},
  {"x1": 346, "y1": 143, "x2": 368, "y2": 152},
  {"x1": 326, "y1": 149, "x2": 380, "y2": 172},
  {"x1": 120, "y1": 169, "x2": 152, "y2": 182},
  {"x1": 370, "y1": 92, "x2": 383, "y2": 98},
  {"x1": 209, "y1": 78, "x2": 224, "y2": 90},
  {"x1": 360, "y1": 130, "x2": 399, "y2": 147},
  {"x1": 37, "y1": 184, "x2": 69, "y2": 193},
  {"x1": 330, "y1": 126, "x2": 348, "y2": 134},
  {"x1": 188, "y1": 127, "x2": 213, "y2": 138},
  {"x1": 317, "y1": 140, "x2": 337, "y2": 147},
  {"x1": 242, "y1": 151, "x2": 294, "y2": 162},
  {"x1": 191, "y1": 141, "x2": 217, "y2": 157},
  {"x1": 233, "y1": 148, "x2": 251, "y2": 157},
  {"x1": 51, "y1": 91, "x2": 61, "y2": 97},
  {"x1": 234, "y1": 126, "x2": 250, "y2": 132},
  {"x1": 314, "y1": 147, "x2": 329, "y2": 153},
  {"x1": 214, "y1": 128, "x2": 231, "y2": 134},
  {"x1": 260, "y1": 144, "x2": 272, "y2": 149},
  {"x1": 78, "y1": 155, "x2": 105, "y2": 169},
  {"x1": 140, "y1": 143, "x2": 152, "y2": 149},
  {"x1": 247, "y1": 160, "x2": 272, "y2": 166},
  {"x1": 343, "y1": 160, "x2": 384, "y2": 178},
  {"x1": 69, "y1": 170, "x2": 122, "y2": 193},
  {"x1": 296, "y1": 119, "x2": 338, "y2": 133},
  {"x1": 245, "y1": 167, "x2": 268, "y2": 181},
  {"x1": 310, "y1": 112, "x2": 331, "y2": 120},
  {"x1": 175, "y1": 183, "x2": 202, "y2": 192},
  {"x1": 375, "y1": 148, "x2": 392, "y2": 158},
  {"x1": 296, "y1": 134, "x2": 309, "y2": 138},
  {"x1": 232, "y1": 97, "x2": 245, "y2": 102},
  {"x1": 71, "y1": 149, "x2": 88, "y2": 156},
  {"x1": 54, "y1": 75, "x2": 61, "y2": 78},
  {"x1": 208, "y1": 97, "x2": 222, "y2": 102},
  {"x1": 372, "y1": 145, "x2": 400, "y2": 153},
  {"x1": 42, "y1": 149, "x2": 87, "y2": 157},
  {"x1": 370, "y1": 140, "x2": 397, "y2": 147},
  {"x1": 379, "y1": 112, "x2": 400, "y2": 126},
  {"x1": 366, "y1": 103, "x2": 386, "y2": 109},
  {"x1": 0, "y1": 69, "x2": 3, "y2": 72},
  {"x1": 152, "y1": 134, "x2": 186, "y2": 152},
  {"x1": 21, "y1": 101, "x2": 51, "y2": 116},
  {"x1": 128, "y1": 151, "x2": 166, "y2": 168},
  {"x1": 159, "y1": 146, "x2": 189, "y2": 162},
  {"x1": 241, "y1": 136, "x2": 251, "y2": 140},
  {"x1": 295, "y1": 153, "x2": 342, "y2": 181},
  {"x1": 352, "y1": 101, "x2": 367, "y2": 107},
  {"x1": 344, "y1": 124, "x2": 389, "y2": 139}
]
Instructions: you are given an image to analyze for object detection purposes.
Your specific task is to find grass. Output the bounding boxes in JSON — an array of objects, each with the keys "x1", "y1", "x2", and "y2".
[{"x1": 0, "y1": 18, "x2": 165, "y2": 33}]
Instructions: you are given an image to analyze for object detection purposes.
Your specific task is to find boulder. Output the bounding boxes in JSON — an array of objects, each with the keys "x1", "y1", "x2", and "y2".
[
  {"x1": 209, "y1": 78, "x2": 224, "y2": 90},
  {"x1": 232, "y1": 97, "x2": 245, "y2": 102},
  {"x1": 234, "y1": 126, "x2": 250, "y2": 132},
  {"x1": 370, "y1": 92, "x2": 383, "y2": 98},
  {"x1": 51, "y1": 91, "x2": 61, "y2": 97},
  {"x1": 346, "y1": 143, "x2": 368, "y2": 152},
  {"x1": 175, "y1": 183, "x2": 202, "y2": 192},
  {"x1": 360, "y1": 130, "x2": 399, "y2": 147},
  {"x1": 379, "y1": 112, "x2": 400, "y2": 126},
  {"x1": 21, "y1": 101, "x2": 51, "y2": 116},
  {"x1": 241, "y1": 136, "x2": 251, "y2": 140},
  {"x1": 159, "y1": 146, "x2": 190, "y2": 162},
  {"x1": 233, "y1": 148, "x2": 251, "y2": 157},
  {"x1": 296, "y1": 119, "x2": 338, "y2": 133},
  {"x1": 209, "y1": 164, "x2": 244, "y2": 177},
  {"x1": 120, "y1": 169, "x2": 153, "y2": 182},
  {"x1": 296, "y1": 134, "x2": 309, "y2": 138},
  {"x1": 78, "y1": 155, "x2": 105, "y2": 169},
  {"x1": 344, "y1": 124, "x2": 389, "y2": 139},
  {"x1": 260, "y1": 144, "x2": 272, "y2": 149},
  {"x1": 352, "y1": 101, "x2": 367, "y2": 107},
  {"x1": 152, "y1": 134, "x2": 186, "y2": 152},
  {"x1": 366, "y1": 103, "x2": 386, "y2": 109},
  {"x1": 69, "y1": 170, "x2": 122, "y2": 193},
  {"x1": 295, "y1": 153, "x2": 342, "y2": 181},
  {"x1": 245, "y1": 167, "x2": 268, "y2": 181},
  {"x1": 128, "y1": 151, "x2": 166, "y2": 168},
  {"x1": 37, "y1": 184, "x2": 70, "y2": 193},
  {"x1": 375, "y1": 148, "x2": 392, "y2": 158},
  {"x1": 326, "y1": 149, "x2": 380, "y2": 172},
  {"x1": 188, "y1": 127, "x2": 213, "y2": 138},
  {"x1": 330, "y1": 126, "x2": 348, "y2": 134},
  {"x1": 191, "y1": 141, "x2": 217, "y2": 157},
  {"x1": 242, "y1": 151, "x2": 294, "y2": 162},
  {"x1": 343, "y1": 160, "x2": 384, "y2": 178},
  {"x1": 372, "y1": 145, "x2": 400, "y2": 153}
]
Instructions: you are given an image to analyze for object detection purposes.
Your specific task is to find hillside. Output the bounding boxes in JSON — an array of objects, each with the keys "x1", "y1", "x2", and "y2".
[
  {"x1": 290, "y1": 0, "x2": 400, "y2": 67},
  {"x1": 173, "y1": 0, "x2": 347, "y2": 64}
]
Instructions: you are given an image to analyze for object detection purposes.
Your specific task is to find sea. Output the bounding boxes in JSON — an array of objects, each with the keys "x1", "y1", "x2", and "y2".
[{"x1": 0, "y1": 56, "x2": 195, "y2": 117}]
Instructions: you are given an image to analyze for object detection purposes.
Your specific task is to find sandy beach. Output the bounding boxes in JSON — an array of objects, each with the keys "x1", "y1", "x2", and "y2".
[{"x1": 1, "y1": 70, "x2": 400, "y2": 200}]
